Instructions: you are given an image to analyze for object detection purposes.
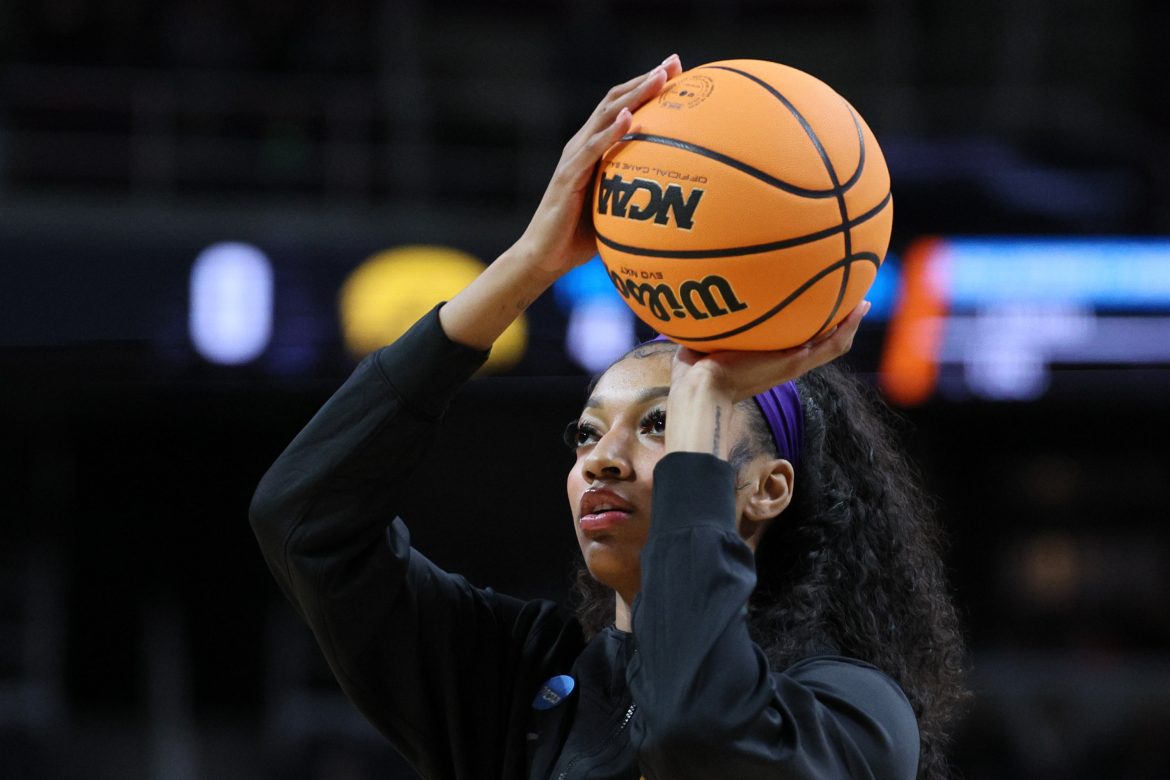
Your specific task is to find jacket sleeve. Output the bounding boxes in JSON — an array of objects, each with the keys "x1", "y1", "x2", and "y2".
[
  {"x1": 628, "y1": 452, "x2": 920, "y2": 780},
  {"x1": 249, "y1": 306, "x2": 574, "y2": 780}
]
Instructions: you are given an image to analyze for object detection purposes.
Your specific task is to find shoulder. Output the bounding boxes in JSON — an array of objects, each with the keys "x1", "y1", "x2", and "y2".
[
  {"x1": 780, "y1": 656, "x2": 920, "y2": 778},
  {"x1": 783, "y1": 655, "x2": 914, "y2": 712}
]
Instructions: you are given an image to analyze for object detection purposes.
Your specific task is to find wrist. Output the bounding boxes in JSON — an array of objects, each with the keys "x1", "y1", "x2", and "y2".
[
  {"x1": 665, "y1": 375, "x2": 736, "y2": 459},
  {"x1": 498, "y1": 240, "x2": 563, "y2": 289}
]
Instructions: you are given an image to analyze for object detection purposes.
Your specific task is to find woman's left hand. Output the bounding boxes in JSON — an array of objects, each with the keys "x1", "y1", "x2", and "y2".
[
  {"x1": 663, "y1": 301, "x2": 869, "y2": 458},
  {"x1": 670, "y1": 300, "x2": 872, "y2": 404}
]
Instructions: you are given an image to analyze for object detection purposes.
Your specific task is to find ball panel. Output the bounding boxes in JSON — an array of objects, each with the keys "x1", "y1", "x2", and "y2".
[
  {"x1": 643, "y1": 65, "x2": 844, "y2": 193},
  {"x1": 698, "y1": 60, "x2": 867, "y2": 191},
  {"x1": 804, "y1": 105, "x2": 865, "y2": 193},
  {"x1": 600, "y1": 232, "x2": 855, "y2": 349},
  {"x1": 842, "y1": 259, "x2": 880, "y2": 316},
  {"x1": 668, "y1": 264, "x2": 851, "y2": 351},
  {"x1": 839, "y1": 117, "x2": 891, "y2": 218},
  {"x1": 849, "y1": 104, "x2": 891, "y2": 191},
  {"x1": 822, "y1": 256, "x2": 879, "y2": 332},
  {"x1": 847, "y1": 197, "x2": 894, "y2": 259},
  {"x1": 595, "y1": 139, "x2": 847, "y2": 252},
  {"x1": 841, "y1": 182, "x2": 893, "y2": 235}
]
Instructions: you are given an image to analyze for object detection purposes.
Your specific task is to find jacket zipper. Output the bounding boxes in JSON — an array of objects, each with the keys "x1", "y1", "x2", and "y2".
[{"x1": 555, "y1": 702, "x2": 637, "y2": 780}]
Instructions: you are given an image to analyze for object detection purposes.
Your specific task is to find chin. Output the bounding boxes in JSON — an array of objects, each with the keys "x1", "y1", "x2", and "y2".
[{"x1": 581, "y1": 541, "x2": 641, "y2": 596}]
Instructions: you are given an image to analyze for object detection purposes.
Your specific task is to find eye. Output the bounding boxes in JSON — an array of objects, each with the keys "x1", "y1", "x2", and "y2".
[
  {"x1": 641, "y1": 408, "x2": 667, "y2": 436},
  {"x1": 563, "y1": 420, "x2": 601, "y2": 450}
]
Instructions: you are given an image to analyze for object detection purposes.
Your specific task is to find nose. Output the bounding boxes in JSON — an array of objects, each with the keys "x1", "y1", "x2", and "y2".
[{"x1": 582, "y1": 426, "x2": 634, "y2": 483}]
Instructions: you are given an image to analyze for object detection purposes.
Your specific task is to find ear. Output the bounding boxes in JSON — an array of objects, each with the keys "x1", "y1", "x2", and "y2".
[{"x1": 738, "y1": 458, "x2": 794, "y2": 549}]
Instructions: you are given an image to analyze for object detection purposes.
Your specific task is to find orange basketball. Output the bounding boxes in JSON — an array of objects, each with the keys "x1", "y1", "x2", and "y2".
[{"x1": 592, "y1": 59, "x2": 892, "y2": 351}]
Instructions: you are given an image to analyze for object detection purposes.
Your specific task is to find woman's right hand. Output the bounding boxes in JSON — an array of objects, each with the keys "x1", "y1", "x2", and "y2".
[
  {"x1": 440, "y1": 55, "x2": 682, "y2": 350},
  {"x1": 515, "y1": 53, "x2": 683, "y2": 278}
]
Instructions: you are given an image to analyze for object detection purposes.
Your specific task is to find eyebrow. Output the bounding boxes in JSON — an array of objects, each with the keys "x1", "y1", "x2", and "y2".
[{"x1": 584, "y1": 385, "x2": 671, "y2": 410}]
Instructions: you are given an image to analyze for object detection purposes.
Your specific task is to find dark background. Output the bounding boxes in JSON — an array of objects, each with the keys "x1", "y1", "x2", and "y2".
[{"x1": 3, "y1": 1, "x2": 1170, "y2": 778}]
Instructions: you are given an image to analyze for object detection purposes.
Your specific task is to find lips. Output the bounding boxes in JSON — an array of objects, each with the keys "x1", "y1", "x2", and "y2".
[{"x1": 578, "y1": 488, "x2": 635, "y2": 532}]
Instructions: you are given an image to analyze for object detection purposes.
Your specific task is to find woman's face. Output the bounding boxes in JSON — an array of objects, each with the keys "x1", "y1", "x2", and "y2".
[
  {"x1": 565, "y1": 350, "x2": 671, "y2": 601},
  {"x1": 565, "y1": 348, "x2": 760, "y2": 603}
]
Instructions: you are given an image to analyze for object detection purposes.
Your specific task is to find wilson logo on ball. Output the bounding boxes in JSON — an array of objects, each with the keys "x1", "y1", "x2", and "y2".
[
  {"x1": 608, "y1": 271, "x2": 747, "y2": 322},
  {"x1": 597, "y1": 174, "x2": 705, "y2": 229}
]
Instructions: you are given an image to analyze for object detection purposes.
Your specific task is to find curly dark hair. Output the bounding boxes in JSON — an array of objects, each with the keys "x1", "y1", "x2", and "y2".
[{"x1": 571, "y1": 355, "x2": 968, "y2": 780}]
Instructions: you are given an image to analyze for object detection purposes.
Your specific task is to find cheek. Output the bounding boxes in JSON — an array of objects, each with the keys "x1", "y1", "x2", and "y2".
[
  {"x1": 566, "y1": 462, "x2": 584, "y2": 516},
  {"x1": 635, "y1": 447, "x2": 664, "y2": 485}
]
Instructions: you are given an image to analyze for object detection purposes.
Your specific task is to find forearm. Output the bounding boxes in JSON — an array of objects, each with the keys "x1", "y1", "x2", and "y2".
[
  {"x1": 437, "y1": 238, "x2": 559, "y2": 350},
  {"x1": 631, "y1": 453, "x2": 918, "y2": 779},
  {"x1": 249, "y1": 307, "x2": 487, "y2": 604},
  {"x1": 630, "y1": 453, "x2": 768, "y2": 769}
]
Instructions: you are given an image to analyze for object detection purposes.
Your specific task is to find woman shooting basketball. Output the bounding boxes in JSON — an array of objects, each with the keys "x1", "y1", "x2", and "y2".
[{"x1": 251, "y1": 54, "x2": 966, "y2": 779}]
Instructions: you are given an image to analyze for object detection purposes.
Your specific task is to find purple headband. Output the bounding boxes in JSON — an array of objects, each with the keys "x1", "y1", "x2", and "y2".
[
  {"x1": 752, "y1": 380, "x2": 804, "y2": 465},
  {"x1": 645, "y1": 336, "x2": 804, "y2": 464}
]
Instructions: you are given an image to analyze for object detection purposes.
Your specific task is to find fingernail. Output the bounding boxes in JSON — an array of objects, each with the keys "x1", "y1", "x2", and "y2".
[{"x1": 661, "y1": 53, "x2": 678, "y2": 66}]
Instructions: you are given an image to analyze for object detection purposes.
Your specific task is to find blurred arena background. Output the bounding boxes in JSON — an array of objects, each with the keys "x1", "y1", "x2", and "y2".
[{"x1": 2, "y1": 1, "x2": 1169, "y2": 778}]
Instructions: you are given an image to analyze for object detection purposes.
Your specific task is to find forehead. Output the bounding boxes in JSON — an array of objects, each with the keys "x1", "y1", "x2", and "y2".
[{"x1": 589, "y1": 350, "x2": 673, "y2": 403}]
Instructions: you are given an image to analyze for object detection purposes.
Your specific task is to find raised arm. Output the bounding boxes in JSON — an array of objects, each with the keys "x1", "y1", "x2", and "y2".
[
  {"x1": 439, "y1": 54, "x2": 682, "y2": 349},
  {"x1": 628, "y1": 302, "x2": 921, "y2": 779},
  {"x1": 249, "y1": 308, "x2": 555, "y2": 778},
  {"x1": 250, "y1": 55, "x2": 684, "y2": 779}
]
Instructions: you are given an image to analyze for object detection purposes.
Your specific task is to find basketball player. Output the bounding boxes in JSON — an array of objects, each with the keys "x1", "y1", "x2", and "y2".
[{"x1": 251, "y1": 54, "x2": 966, "y2": 779}]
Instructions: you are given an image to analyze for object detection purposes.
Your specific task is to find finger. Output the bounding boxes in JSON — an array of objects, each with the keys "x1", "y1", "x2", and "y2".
[
  {"x1": 662, "y1": 53, "x2": 683, "y2": 80},
  {"x1": 559, "y1": 70, "x2": 653, "y2": 154},
  {"x1": 675, "y1": 346, "x2": 705, "y2": 367},
  {"x1": 604, "y1": 67, "x2": 663, "y2": 104},
  {"x1": 593, "y1": 60, "x2": 674, "y2": 126},
  {"x1": 594, "y1": 103, "x2": 631, "y2": 145},
  {"x1": 809, "y1": 324, "x2": 840, "y2": 346},
  {"x1": 591, "y1": 106, "x2": 633, "y2": 152},
  {"x1": 602, "y1": 54, "x2": 679, "y2": 107},
  {"x1": 835, "y1": 299, "x2": 871, "y2": 338},
  {"x1": 594, "y1": 68, "x2": 665, "y2": 129},
  {"x1": 563, "y1": 56, "x2": 677, "y2": 157},
  {"x1": 813, "y1": 300, "x2": 870, "y2": 356},
  {"x1": 749, "y1": 301, "x2": 868, "y2": 385},
  {"x1": 558, "y1": 107, "x2": 632, "y2": 191},
  {"x1": 807, "y1": 300, "x2": 868, "y2": 345}
]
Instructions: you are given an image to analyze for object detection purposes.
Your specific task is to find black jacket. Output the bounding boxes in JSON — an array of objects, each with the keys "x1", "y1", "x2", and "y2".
[{"x1": 250, "y1": 307, "x2": 920, "y2": 779}]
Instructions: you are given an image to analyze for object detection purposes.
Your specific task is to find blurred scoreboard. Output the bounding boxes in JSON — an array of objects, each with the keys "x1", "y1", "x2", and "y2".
[
  {"x1": 3, "y1": 233, "x2": 1170, "y2": 403},
  {"x1": 878, "y1": 238, "x2": 1170, "y2": 403}
]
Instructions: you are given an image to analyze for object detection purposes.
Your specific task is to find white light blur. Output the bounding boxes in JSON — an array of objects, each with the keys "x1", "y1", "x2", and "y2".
[
  {"x1": 565, "y1": 299, "x2": 637, "y2": 373},
  {"x1": 951, "y1": 304, "x2": 1088, "y2": 400},
  {"x1": 189, "y1": 242, "x2": 273, "y2": 365},
  {"x1": 944, "y1": 238, "x2": 1170, "y2": 308}
]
